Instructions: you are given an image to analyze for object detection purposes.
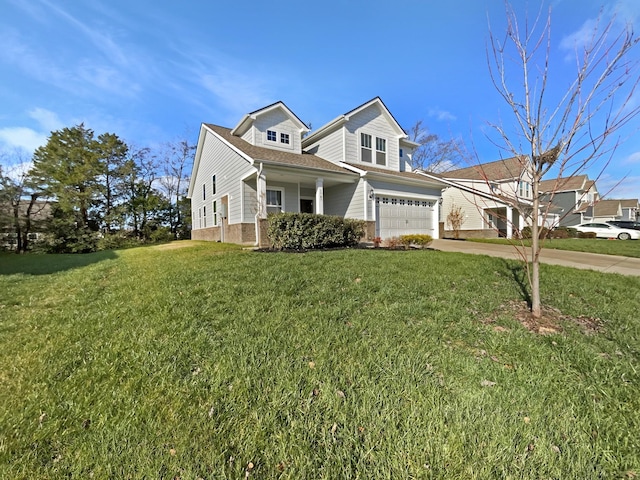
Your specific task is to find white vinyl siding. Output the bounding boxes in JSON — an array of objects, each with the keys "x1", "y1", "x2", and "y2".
[
  {"x1": 324, "y1": 180, "x2": 365, "y2": 219},
  {"x1": 303, "y1": 126, "x2": 344, "y2": 163},
  {"x1": 346, "y1": 104, "x2": 400, "y2": 170},
  {"x1": 253, "y1": 110, "x2": 301, "y2": 153},
  {"x1": 191, "y1": 129, "x2": 255, "y2": 229}
]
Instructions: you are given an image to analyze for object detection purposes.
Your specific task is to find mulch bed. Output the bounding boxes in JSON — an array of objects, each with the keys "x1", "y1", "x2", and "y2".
[{"x1": 483, "y1": 300, "x2": 603, "y2": 335}]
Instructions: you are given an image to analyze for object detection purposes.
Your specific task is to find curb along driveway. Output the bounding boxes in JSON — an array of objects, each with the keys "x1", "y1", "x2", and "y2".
[{"x1": 430, "y1": 239, "x2": 640, "y2": 277}]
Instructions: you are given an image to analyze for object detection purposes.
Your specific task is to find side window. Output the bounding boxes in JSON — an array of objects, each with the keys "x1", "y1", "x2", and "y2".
[
  {"x1": 212, "y1": 175, "x2": 216, "y2": 195},
  {"x1": 202, "y1": 183, "x2": 206, "y2": 200}
]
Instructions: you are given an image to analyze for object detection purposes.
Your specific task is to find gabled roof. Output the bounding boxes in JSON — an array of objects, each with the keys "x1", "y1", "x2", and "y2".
[
  {"x1": 341, "y1": 162, "x2": 445, "y2": 188},
  {"x1": 538, "y1": 175, "x2": 591, "y2": 193},
  {"x1": 230, "y1": 101, "x2": 309, "y2": 136},
  {"x1": 592, "y1": 199, "x2": 622, "y2": 217},
  {"x1": 302, "y1": 97, "x2": 407, "y2": 147},
  {"x1": 207, "y1": 124, "x2": 354, "y2": 174},
  {"x1": 444, "y1": 156, "x2": 527, "y2": 181},
  {"x1": 620, "y1": 199, "x2": 639, "y2": 208},
  {"x1": 188, "y1": 123, "x2": 356, "y2": 198}
]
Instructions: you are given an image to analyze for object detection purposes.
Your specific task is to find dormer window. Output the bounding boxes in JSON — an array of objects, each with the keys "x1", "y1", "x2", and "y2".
[
  {"x1": 280, "y1": 133, "x2": 290, "y2": 144},
  {"x1": 518, "y1": 181, "x2": 530, "y2": 198},
  {"x1": 267, "y1": 130, "x2": 277, "y2": 142}
]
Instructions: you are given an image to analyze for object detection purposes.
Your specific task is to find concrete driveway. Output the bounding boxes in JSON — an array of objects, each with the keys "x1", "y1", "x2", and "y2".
[{"x1": 430, "y1": 239, "x2": 640, "y2": 277}]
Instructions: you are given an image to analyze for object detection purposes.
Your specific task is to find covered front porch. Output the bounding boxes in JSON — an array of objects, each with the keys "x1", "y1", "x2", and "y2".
[{"x1": 484, "y1": 205, "x2": 526, "y2": 238}]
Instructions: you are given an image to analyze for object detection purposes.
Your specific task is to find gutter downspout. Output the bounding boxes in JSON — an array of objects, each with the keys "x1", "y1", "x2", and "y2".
[{"x1": 255, "y1": 162, "x2": 263, "y2": 247}]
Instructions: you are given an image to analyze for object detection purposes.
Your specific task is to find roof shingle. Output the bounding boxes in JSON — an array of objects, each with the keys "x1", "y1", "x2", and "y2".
[
  {"x1": 445, "y1": 157, "x2": 527, "y2": 181},
  {"x1": 205, "y1": 124, "x2": 355, "y2": 175}
]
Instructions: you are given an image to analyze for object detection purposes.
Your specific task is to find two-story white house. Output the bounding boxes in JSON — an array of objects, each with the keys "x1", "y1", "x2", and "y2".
[
  {"x1": 188, "y1": 97, "x2": 447, "y2": 246},
  {"x1": 439, "y1": 157, "x2": 534, "y2": 239}
]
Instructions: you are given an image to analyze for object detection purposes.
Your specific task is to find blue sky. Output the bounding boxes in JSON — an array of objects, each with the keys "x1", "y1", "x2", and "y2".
[{"x1": 1, "y1": 0, "x2": 639, "y2": 198}]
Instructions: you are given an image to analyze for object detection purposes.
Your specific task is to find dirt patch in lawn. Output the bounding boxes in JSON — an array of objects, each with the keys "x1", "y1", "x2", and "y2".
[{"x1": 483, "y1": 300, "x2": 603, "y2": 335}]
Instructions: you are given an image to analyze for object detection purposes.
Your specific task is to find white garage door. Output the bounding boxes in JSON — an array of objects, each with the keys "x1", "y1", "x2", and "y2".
[{"x1": 375, "y1": 197, "x2": 434, "y2": 239}]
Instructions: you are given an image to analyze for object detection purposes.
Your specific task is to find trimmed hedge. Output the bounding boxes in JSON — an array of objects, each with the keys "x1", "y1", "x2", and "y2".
[
  {"x1": 267, "y1": 213, "x2": 366, "y2": 250},
  {"x1": 399, "y1": 234, "x2": 433, "y2": 249},
  {"x1": 520, "y1": 226, "x2": 578, "y2": 239}
]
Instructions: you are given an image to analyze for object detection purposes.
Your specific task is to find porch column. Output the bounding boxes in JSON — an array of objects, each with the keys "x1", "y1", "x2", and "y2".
[
  {"x1": 506, "y1": 206, "x2": 513, "y2": 239},
  {"x1": 315, "y1": 178, "x2": 324, "y2": 215},
  {"x1": 257, "y1": 171, "x2": 267, "y2": 218}
]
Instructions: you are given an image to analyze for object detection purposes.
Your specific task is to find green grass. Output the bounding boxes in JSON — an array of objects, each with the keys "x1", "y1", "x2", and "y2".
[
  {"x1": 1, "y1": 242, "x2": 639, "y2": 479},
  {"x1": 468, "y1": 237, "x2": 640, "y2": 257}
]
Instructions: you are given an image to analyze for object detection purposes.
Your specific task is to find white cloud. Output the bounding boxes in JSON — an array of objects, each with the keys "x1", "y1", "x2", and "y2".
[
  {"x1": 199, "y1": 69, "x2": 273, "y2": 119},
  {"x1": 625, "y1": 151, "x2": 640, "y2": 164},
  {"x1": 559, "y1": 18, "x2": 598, "y2": 53},
  {"x1": 29, "y1": 108, "x2": 63, "y2": 132},
  {"x1": 0, "y1": 127, "x2": 47, "y2": 152},
  {"x1": 597, "y1": 173, "x2": 640, "y2": 199},
  {"x1": 428, "y1": 108, "x2": 457, "y2": 122},
  {"x1": 0, "y1": 108, "x2": 63, "y2": 153}
]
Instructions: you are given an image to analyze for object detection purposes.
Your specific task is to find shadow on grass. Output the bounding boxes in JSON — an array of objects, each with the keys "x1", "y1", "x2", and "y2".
[
  {"x1": 501, "y1": 258, "x2": 532, "y2": 308},
  {"x1": 0, "y1": 250, "x2": 118, "y2": 276}
]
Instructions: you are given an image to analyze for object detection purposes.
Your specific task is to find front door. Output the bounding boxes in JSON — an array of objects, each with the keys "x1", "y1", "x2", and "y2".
[{"x1": 300, "y1": 198, "x2": 314, "y2": 214}]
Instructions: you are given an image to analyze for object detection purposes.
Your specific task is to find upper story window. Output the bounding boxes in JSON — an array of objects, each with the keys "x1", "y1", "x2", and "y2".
[
  {"x1": 280, "y1": 133, "x2": 290, "y2": 144},
  {"x1": 376, "y1": 137, "x2": 386, "y2": 166},
  {"x1": 212, "y1": 175, "x2": 216, "y2": 195},
  {"x1": 361, "y1": 133, "x2": 372, "y2": 163},
  {"x1": 267, "y1": 130, "x2": 277, "y2": 142},
  {"x1": 399, "y1": 148, "x2": 403, "y2": 158},
  {"x1": 202, "y1": 183, "x2": 206, "y2": 200},
  {"x1": 518, "y1": 181, "x2": 530, "y2": 198}
]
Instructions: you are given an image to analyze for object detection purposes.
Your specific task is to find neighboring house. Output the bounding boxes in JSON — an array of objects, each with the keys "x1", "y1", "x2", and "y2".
[
  {"x1": 188, "y1": 97, "x2": 447, "y2": 246},
  {"x1": 439, "y1": 157, "x2": 533, "y2": 239},
  {"x1": 1, "y1": 200, "x2": 51, "y2": 250},
  {"x1": 539, "y1": 175, "x2": 599, "y2": 227},
  {"x1": 620, "y1": 199, "x2": 639, "y2": 221},
  {"x1": 588, "y1": 199, "x2": 623, "y2": 222}
]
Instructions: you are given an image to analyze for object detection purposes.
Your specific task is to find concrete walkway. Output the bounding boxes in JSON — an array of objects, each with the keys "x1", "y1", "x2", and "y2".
[{"x1": 430, "y1": 239, "x2": 640, "y2": 277}]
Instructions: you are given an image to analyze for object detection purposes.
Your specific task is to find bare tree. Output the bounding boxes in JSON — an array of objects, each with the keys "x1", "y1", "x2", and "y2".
[
  {"x1": 446, "y1": 203, "x2": 466, "y2": 240},
  {"x1": 159, "y1": 138, "x2": 195, "y2": 238},
  {"x1": 408, "y1": 120, "x2": 463, "y2": 173},
  {"x1": 486, "y1": 3, "x2": 640, "y2": 318},
  {"x1": 0, "y1": 152, "x2": 46, "y2": 253}
]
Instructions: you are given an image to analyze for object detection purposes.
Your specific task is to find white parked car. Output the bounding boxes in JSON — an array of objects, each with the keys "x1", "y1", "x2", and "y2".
[{"x1": 575, "y1": 222, "x2": 640, "y2": 240}]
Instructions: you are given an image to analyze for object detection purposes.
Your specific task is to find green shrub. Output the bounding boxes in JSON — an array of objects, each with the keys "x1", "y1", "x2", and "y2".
[
  {"x1": 549, "y1": 227, "x2": 577, "y2": 239},
  {"x1": 520, "y1": 226, "x2": 551, "y2": 239},
  {"x1": 267, "y1": 213, "x2": 365, "y2": 250},
  {"x1": 97, "y1": 234, "x2": 142, "y2": 251},
  {"x1": 399, "y1": 234, "x2": 433, "y2": 249}
]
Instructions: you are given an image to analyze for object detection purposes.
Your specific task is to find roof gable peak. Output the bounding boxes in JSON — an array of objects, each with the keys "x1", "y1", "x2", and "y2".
[{"x1": 230, "y1": 101, "x2": 309, "y2": 136}]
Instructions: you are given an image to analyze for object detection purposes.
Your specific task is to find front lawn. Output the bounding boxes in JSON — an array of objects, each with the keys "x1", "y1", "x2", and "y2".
[
  {"x1": 468, "y1": 237, "x2": 640, "y2": 257},
  {"x1": 1, "y1": 242, "x2": 638, "y2": 478}
]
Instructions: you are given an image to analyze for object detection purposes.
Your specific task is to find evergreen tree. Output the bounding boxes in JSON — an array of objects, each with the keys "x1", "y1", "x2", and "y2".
[{"x1": 31, "y1": 124, "x2": 103, "y2": 252}]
